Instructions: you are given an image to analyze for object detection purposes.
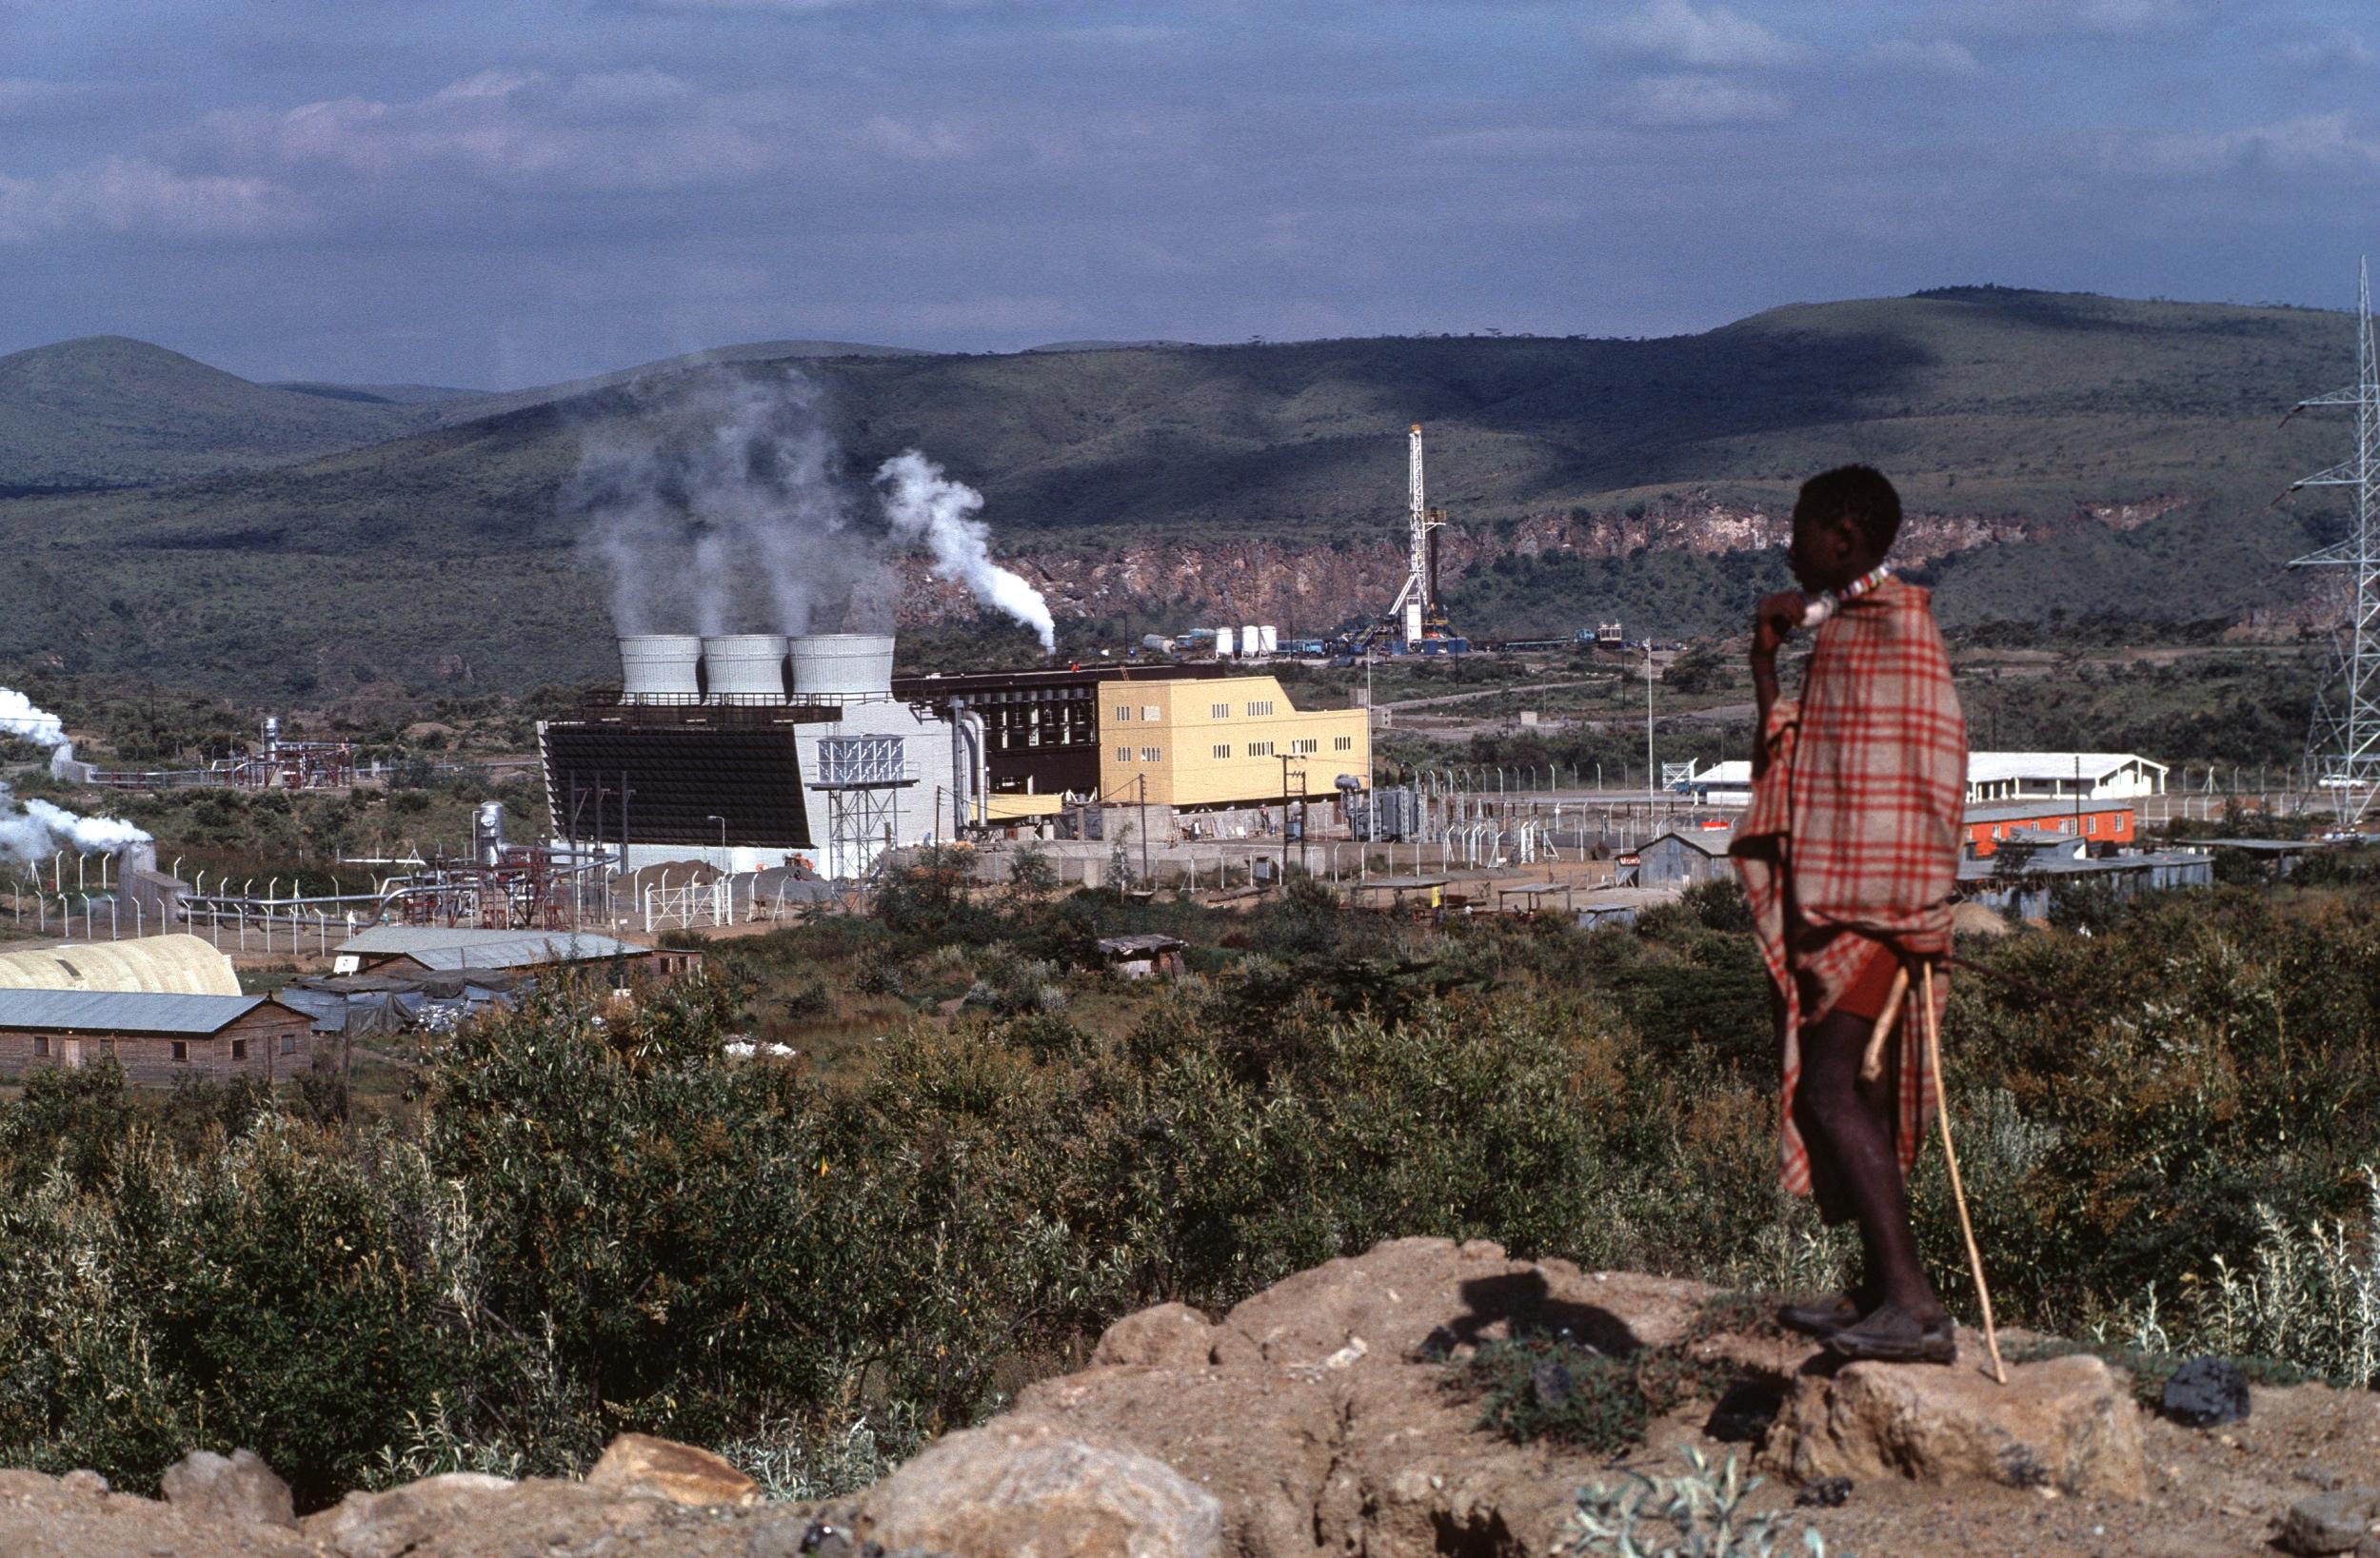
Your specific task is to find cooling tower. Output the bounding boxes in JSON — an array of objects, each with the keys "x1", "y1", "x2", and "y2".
[
  {"x1": 702, "y1": 634, "x2": 790, "y2": 701},
  {"x1": 618, "y1": 635, "x2": 704, "y2": 702},
  {"x1": 788, "y1": 634, "x2": 896, "y2": 698}
]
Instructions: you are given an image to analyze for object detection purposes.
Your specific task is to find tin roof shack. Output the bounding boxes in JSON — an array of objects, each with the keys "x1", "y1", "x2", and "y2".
[
  {"x1": 1637, "y1": 825, "x2": 1735, "y2": 889},
  {"x1": 1956, "y1": 836, "x2": 2212, "y2": 922},
  {"x1": 1096, "y1": 935, "x2": 1186, "y2": 980},
  {"x1": 333, "y1": 927, "x2": 700, "y2": 983},
  {"x1": 0, "y1": 991, "x2": 315, "y2": 1086}
]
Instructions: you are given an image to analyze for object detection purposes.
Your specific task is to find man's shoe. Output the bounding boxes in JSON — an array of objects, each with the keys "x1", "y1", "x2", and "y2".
[
  {"x1": 1823, "y1": 1304, "x2": 1956, "y2": 1365},
  {"x1": 1775, "y1": 1293, "x2": 1860, "y2": 1338}
]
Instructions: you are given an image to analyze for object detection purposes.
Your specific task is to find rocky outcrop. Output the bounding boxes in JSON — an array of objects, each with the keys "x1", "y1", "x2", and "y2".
[
  {"x1": 1, "y1": 1236, "x2": 2355, "y2": 1558},
  {"x1": 1760, "y1": 1352, "x2": 2147, "y2": 1500}
]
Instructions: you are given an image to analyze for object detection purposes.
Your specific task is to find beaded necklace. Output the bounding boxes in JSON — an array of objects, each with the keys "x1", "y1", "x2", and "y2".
[{"x1": 1798, "y1": 564, "x2": 1893, "y2": 630}]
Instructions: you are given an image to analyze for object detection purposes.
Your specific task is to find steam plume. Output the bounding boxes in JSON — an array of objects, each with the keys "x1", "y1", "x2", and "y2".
[
  {"x1": 0, "y1": 689, "x2": 64, "y2": 752},
  {"x1": 0, "y1": 786, "x2": 150, "y2": 867},
  {"x1": 874, "y1": 451, "x2": 1057, "y2": 653},
  {"x1": 573, "y1": 365, "x2": 1058, "y2": 650},
  {"x1": 0, "y1": 686, "x2": 150, "y2": 867},
  {"x1": 569, "y1": 368, "x2": 866, "y2": 636}
]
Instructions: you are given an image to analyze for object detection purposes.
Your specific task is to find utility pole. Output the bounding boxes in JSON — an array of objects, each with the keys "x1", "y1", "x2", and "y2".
[
  {"x1": 1644, "y1": 640, "x2": 1656, "y2": 801},
  {"x1": 2286, "y1": 258, "x2": 2380, "y2": 826}
]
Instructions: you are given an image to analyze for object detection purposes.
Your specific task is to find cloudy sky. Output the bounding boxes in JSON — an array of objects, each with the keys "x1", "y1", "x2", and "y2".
[{"x1": 1, "y1": 0, "x2": 2373, "y2": 387}]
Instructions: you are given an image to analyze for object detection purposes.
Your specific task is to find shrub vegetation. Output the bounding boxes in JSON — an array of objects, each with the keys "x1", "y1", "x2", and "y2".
[{"x1": 0, "y1": 861, "x2": 2375, "y2": 1506}]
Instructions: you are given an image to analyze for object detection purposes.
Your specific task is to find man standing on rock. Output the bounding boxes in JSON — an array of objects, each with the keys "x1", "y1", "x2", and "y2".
[{"x1": 1730, "y1": 465, "x2": 1967, "y2": 1364}]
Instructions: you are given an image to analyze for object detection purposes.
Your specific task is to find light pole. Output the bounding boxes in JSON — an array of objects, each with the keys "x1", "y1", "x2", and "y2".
[
  {"x1": 705, "y1": 815, "x2": 726, "y2": 875},
  {"x1": 1644, "y1": 639, "x2": 1656, "y2": 802}
]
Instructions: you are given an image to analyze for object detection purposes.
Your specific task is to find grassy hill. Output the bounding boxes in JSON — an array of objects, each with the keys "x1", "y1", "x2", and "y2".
[
  {"x1": 0, "y1": 337, "x2": 450, "y2": 489},
  {"x1": 0, "y1": 287, "x2": 2361, "y2": 697}
]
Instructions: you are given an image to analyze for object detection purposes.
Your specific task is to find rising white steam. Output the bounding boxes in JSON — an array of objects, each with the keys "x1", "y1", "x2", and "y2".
[
  {"x1": 0, "y1": 688, "x2": 64, "y2": 752},
  {"x1": 0, "y1": 786, "x2": 150, "y2": 867},
  {"x1": 569, "y1": 368, "x2": 867, "y2": 637},
  {"x1": 873, "y1": 451, "x2": 1057, "y2": 653},
  {"x1": 573, "y1": 365, "x2": 1060, "y2": 649},
  {"x1": 0, "y1": 686, "x2": 149, "y2": 867}
]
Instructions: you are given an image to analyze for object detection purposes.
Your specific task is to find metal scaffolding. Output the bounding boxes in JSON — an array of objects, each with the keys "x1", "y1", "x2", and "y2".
[
  {"x1": 2287, "y1": 258, "x2": 2380, "y2": 824},
  {"x1": 808, "y1": 734, "x2": 917, "y2": 880}
]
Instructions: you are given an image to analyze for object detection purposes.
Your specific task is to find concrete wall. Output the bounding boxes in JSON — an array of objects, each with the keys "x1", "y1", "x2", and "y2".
[{"x1": 0, "y1": 1005, "x2": 316, "y2": 1086}]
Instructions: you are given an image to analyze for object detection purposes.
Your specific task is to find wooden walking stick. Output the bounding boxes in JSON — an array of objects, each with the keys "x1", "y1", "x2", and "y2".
[{"x1": 1921, "y1": 960, "x2": 2008, "y2": 1385}]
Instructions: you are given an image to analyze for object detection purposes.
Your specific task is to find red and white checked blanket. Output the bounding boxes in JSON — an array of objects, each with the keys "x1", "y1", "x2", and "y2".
[{"x1": 1730, "y1": 577, "x2": 1967, "y2": 1194}]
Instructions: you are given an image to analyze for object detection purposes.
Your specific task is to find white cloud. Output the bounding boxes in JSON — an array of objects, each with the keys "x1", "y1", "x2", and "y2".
[
  {"x1": 1942, "y1": 0, "x2": 2210, "y2": 40},
  {"x1": 2278, "y1": 30, "x2": 2376, "y2": 71},
  {"x1": 1602, "y1": 0, "x2": 1809, "y2": 69},
  {"x1": 0, "y1": 78, "x2": 102, "y2": 120},
  {"x1": 197, "y1": 69, "x2": 796, "y2": 191},
  {"x1": 0, "y1": 156, "x2": 301, "y2": 243},
  {"x1": 2114, "y1": 112, "x2": 2380, "y2": 177},
  {"x1": 1618, "y1": 73, "x2": 1789, "y2": 128},
  {"x1": 859, "y1": 114, "x2": 970, "y2": 162},
  {"x1": 1865, "y1": 38, "x2": 1982, "y2": 75}
]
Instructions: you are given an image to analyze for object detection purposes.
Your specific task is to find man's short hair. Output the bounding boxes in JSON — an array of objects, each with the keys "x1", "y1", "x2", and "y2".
[{"x1": 1795, "y1": 465, "x2": 1902, "y2": 555}]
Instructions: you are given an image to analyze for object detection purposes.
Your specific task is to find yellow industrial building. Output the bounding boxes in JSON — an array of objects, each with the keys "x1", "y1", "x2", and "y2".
[{"x1": 1097, "y1": 675, "x2": 1369, "y2": 811}]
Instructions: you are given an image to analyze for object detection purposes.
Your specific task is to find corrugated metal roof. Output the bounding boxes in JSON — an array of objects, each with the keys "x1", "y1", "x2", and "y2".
[
  {"x1": 0, "y1": 990, "x2": 275, "y2": 1035},
  {"x1": 0, "y1": 935, "x2": 241, "y2": 996},
  {"x1": 1967, "y1": 752, "x2": 2168, "y2": 784},
  {"x1": 338, "y1": 928, "x2": 646, "y2": 971}
]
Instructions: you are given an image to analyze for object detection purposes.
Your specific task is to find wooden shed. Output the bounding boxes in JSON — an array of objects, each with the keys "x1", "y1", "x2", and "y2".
[{"x1": 0, "y1": 990, "x2": 316, "y2": 1085}]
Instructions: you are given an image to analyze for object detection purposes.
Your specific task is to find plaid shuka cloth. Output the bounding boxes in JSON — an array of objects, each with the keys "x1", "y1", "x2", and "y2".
[{"x1": 1730, "y1": 577, "x2": 1967, "y2": 1194}]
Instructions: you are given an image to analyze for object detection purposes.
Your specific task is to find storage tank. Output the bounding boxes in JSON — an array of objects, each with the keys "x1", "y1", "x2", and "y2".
[
  {"x1": 1215, "y1": 625, "x2": 1236, "y2": 657},
  {"x1": 619, "y1": 634, "x2": 704, "y2": 702},
  {"x1": 1240, "y1": 625, "x2": 1260, "y2": 658},
  {"x1": 789, "y1": 633, "x2": 896, "y2": 698},
  {"x1": 1258, "y1": 625, "x2": 1279, "y2": 655},
  {"x1": 702, "y1": 634, "x2": 789, "y2": 701}
]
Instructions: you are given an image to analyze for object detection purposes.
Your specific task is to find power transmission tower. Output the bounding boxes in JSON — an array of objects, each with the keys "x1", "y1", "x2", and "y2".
[{"x1": 2287, "y1": 258, "x2": 2380, "y2": 825}]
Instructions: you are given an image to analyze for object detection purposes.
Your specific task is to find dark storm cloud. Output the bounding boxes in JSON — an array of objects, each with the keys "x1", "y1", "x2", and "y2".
[{"x1": 0, "y1": 0, "x2": 2374, "y2": 385}]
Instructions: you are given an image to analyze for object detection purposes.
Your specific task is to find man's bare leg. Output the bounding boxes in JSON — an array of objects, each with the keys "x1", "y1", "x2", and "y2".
[{"x1": 1795, "y1": 1006, "x2": 1946, "y2": 1329}]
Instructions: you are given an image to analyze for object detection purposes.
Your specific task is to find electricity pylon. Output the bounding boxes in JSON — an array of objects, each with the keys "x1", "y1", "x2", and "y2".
[{"x1": 2287, "y1": 258, "x2": 2380, "y2": 825}]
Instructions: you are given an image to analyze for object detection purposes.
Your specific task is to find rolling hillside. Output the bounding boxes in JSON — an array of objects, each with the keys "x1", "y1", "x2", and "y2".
[
  {"x1": 0, "y1": 287, "x2": 2361, "y2": 698},
  {"x1": 0, "y1": 337, "x2": 448, "y2": 489}
]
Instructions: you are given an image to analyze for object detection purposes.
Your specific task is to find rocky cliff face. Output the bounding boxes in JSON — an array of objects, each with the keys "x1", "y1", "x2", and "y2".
[{"x1": 893, "y1": 491, "x2": 2194, "y2": 634}]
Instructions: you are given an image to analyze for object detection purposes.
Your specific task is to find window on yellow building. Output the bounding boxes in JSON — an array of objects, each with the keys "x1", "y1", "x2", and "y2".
[
  {"x1": 1291, "y1": 738, "x2": 1317, "y2": 755},
  {"x1": 1247, "y1": 740, "x2": 1274, "y2": 758},
  {"x1": 1114, "y1": 705, "x2": 1132, "y2": 722},
  {"x1": 1212, "y1": 744, "x2": 1231, "y2": 759},
  {"x1": 1334, "y1": 736, "x2": 1353, "y2": 752},
  {"x1": 1246, "y1": 700, "x2": 1275, "y2": 716},
  {"x1": 1141, "y1": 705, "x2": 1160, "y2": 721},
  {"x1": 1140, "y1": 746, "x2": 1160, "y2": 762},
  {"x1": 1116, "y1": 746, "x2": 1132, "y2": 762},
  {"x1": 1210, "y1": 702, "x2": 1230, "y2": 719}
]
